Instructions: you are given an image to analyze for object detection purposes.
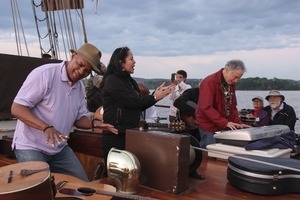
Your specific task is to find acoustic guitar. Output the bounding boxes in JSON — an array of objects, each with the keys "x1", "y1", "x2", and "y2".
[
  {"x1": 179, "y1": 113, "x2": 198, "y2": 130},
  {"x1": 0, "y1": 161, "x2": 54, "y2": 200},
  {"x1": 53, "y1": 173, "x2": 115, "y2": 200},
  {"x1": 53, "y1": 173, "x2": 156, "y2": 200}
]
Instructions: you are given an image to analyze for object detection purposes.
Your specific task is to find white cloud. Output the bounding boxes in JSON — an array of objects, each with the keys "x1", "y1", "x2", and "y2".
[{"x1": 1, "y1": 0, "x2": 300, "y2": 80}]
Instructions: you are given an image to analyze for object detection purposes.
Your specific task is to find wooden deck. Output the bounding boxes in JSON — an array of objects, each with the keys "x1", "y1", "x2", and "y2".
[
  {"x1": 100, "y1": 152, "x2": 300, "y2": 200},
  {"x1": 1, "y1": 129, "x2": 299, "y2": 200},
  {"x1": 1, "y1": 152, "x2": 299, "y2": 200}
]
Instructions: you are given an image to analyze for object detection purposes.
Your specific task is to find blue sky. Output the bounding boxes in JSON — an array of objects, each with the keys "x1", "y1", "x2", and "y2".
[{"x1": 1, "y1": 0, "x2": 300, "y2": 80}]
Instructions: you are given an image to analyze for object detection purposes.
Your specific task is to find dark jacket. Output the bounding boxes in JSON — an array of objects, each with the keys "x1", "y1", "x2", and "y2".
[
  {"x1": 86, "y1": 86, "x2": 103, "y2": 112},
  {"x1": 102, "y1": 73, "x2": 156, "y2": 134},
  {"x1": 246, "y1": 108, "x2": 269, "y2": 127},
  {"x1": 173, "y1": 87, "x2": 199, "y2": 117},
  {"x1": 263, "y1": 102, "x2": 297, "y2": 131}
]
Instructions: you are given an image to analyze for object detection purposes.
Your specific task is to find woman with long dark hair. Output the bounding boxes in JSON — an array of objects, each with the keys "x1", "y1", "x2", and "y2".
[{"x1": 100, "y1": 46, "x2": 174, "y2": 159}]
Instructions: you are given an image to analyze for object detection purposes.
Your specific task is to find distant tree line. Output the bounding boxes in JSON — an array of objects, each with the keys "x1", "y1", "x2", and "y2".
[
  {"x1": 236, "y1": 77, "x2": 300, "y2": 90},
  {"x1": 134, "y1": 77, "x2": 300, "y2": 90}
]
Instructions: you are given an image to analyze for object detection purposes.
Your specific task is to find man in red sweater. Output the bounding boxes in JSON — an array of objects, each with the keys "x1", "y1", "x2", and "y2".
[{"x1": 196, "y1": 59, "x2": 251, "y2": 148}]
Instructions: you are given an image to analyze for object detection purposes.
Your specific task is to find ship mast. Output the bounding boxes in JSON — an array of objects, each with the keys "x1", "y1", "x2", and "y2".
[{"x1": 32, "y1": 0, "x2": 87, "y2": 60}]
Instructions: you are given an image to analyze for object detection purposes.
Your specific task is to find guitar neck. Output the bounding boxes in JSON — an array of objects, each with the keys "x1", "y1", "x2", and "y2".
[
  {"x1": 146, "y1": 121, "x2": 185, "y2": 131},
  {"x1": 147, "y1": 122, "x2": 169, "y2": 128},
  {"x1": 95, "y1": 189, "x2": 158, "y2": 200}
]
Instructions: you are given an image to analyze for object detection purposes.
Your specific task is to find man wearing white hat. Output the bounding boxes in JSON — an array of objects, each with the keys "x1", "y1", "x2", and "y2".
[
  {"x1": 11, "y1": 43, "x2": 118, "y2": 181},
  {"x1": 264, "y1": 90, "x2": 297, "y2": 131}
]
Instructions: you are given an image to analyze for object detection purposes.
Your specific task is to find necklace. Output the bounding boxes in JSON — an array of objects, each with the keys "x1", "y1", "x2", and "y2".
[{"x1": 221, "y1": 83, "x2": 232, "y2": 118}]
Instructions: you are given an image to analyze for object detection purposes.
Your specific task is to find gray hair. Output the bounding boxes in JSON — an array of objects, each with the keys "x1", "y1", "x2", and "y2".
[{"x1": 225, "y1": 59, "x2": 246, "y2": 72}]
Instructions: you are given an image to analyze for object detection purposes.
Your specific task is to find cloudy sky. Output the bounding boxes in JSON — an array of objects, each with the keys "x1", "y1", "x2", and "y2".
[{"x1": 1, "y1": 0, "x2": 300, "y2": 80}]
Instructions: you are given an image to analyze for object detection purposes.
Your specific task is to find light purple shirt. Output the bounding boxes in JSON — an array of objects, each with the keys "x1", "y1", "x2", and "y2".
[{"x1": 12, "y1": 61, "x2": 88, "y2": 155}]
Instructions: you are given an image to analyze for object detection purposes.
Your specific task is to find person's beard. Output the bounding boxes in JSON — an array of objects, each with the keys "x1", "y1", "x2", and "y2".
[{"x1": 270, "y1": 101, "x2": 280, "y2": 109}]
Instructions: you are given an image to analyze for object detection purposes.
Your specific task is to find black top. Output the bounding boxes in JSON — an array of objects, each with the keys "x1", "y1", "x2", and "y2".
[
  {"x1": 173, "y1": 87, "x2": 199, "y2": 117},
  {"x1": 263, "y1": 102, "x2": 297, "y2": 131},
  {"x1": 86, "y1": 86, "x2": 103, "y2": 112},
  {"x1": 102, "y1": 73, "x2": 156, "y2": 134}
]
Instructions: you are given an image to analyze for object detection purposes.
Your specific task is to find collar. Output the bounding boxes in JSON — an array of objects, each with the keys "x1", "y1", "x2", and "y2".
[{"x1": 61, "y1": 61, "x2": 77, "y2": 87}]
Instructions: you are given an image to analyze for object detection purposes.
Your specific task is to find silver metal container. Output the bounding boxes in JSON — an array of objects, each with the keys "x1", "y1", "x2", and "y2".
[{"x1": 107, "y1": 147, "x2": 141, "y2": 194}]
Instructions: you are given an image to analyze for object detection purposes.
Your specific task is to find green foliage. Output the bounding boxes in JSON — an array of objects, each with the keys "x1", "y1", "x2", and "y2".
[
  {"x1": 134, "y1": 78, "x2": 201, "y2": 89},
  {"x1": 134, "y1": 77, "x2": 300, "y2": 90},
  {"x1": 236, "y1": 77, "x2": 300, "y2": 90}
]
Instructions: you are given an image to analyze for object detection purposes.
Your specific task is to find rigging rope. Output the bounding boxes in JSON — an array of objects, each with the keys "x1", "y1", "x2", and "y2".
[
  {"x1": 32, "y1": 0, "x2": 53, "y2": 57},
  {"x1": 54, "y1": 0, "x2": 67, "y2": 60},
  {"x1": 11, "y1": 0, "x2": 30, "y2": 56},
  {"x1": 11, "y1": 0, "x2": 91, "y2": 59},
  {"x1": 45, "y1": 4, "x2": 56, "y2": 58},
  {"x1": 67, "y1": 7, "x2": 77, "y2": 51}
]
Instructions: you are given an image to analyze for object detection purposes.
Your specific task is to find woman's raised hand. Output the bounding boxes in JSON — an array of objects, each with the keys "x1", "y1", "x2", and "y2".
[{"x1": 153, "y1": 82, "x2": 175, "y2": 101}]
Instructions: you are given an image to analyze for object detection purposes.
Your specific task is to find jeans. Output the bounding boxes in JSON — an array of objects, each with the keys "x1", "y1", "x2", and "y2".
[
  {"x1": 14, "y1": 145, "x2": 89, "y2": 182},
  {"x1": 198, "y1": 127, "x2": 216, "y2": 149}
]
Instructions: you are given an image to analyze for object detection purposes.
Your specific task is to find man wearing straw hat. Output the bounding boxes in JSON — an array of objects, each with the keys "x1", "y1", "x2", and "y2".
[
  {"x1": 264, "y1": 90, "x2": 297, "y2": 131},
  {"x1": 11, "y1": 43, "x2": 118, "y2": 182}
]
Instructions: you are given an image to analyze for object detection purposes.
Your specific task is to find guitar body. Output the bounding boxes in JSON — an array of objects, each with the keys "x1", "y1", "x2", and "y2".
[
  {"x1": 228, "y1": 154, "x2": 300, "y2": 195},
  {"x1": 0, "y1": 161, "x2": 54, "y2": 200},
  {"x1": 53, "y1": 173, "x2": 116, "y2": 200},
  {"x1": 179, "y1": 113, "x2": 198, "y2": 130}
]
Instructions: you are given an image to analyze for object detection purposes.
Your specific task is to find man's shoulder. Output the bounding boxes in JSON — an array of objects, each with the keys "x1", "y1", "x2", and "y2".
[
  {"x1": 202, "y1": 70, "x2": 221, "y2": 84},
  {"x1": 260, "y1": 108, "x2": 269, "y2": 115},
  {"x1": 32, "y1": 61, "x2": 64, "y2": 73},
  {"x1": 263, "y1": 105, "x2": 271, "y2": 111},
  {"x1": 283, "y1": 102, "x2": 296, "y2": 112},
  {"x1": 39, "y1": 60, "x2": 64, "y2": 68}
]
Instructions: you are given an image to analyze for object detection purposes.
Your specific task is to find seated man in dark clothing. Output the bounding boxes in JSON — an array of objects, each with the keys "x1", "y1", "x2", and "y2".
[
  {"x1": 173, "y1": 87, "x2": 204, "y2": 180},
  {"x1": 174, "y1": 87, "x2": 199, "y2": 137},
  {"x1": 86, "y1": 75, "x2": 103, "y2": 112},
  {"x1": 263, "y1": 90, "x2": 297, "y2": 131}
]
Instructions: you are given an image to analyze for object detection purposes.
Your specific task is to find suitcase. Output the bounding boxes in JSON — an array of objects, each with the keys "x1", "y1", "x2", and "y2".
[
  {"x1": 227, "y1": 154, "x2": 300, "y2": 195},
  {"x1": 126, "y1": 129, "x2": 190, "y2": 194}
]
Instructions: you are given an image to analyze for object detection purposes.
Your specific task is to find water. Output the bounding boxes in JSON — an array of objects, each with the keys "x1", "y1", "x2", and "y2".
[{"x1": 153, "y1": 90, "x2": 300, "y2": 133}]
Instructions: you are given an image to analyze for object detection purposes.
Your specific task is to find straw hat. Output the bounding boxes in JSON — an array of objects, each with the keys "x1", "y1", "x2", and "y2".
[
  {"x1": 70, "y1": 43, "x2": 102, "y2": 73},
  {"x1": 252, "y1": 96, "x2": 263, "y2": 102},
  {"x1": 265, "y1": 90, "x2": 285, "y2": 101}
]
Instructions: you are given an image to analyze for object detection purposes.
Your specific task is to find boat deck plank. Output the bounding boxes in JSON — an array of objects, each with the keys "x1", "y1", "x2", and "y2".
[{"x1": 101, "y1": 152, "x2": 300, "y2": 200}]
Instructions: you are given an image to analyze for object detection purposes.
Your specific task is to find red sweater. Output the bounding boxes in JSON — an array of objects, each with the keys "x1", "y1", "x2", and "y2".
[{"x1": 196, "y1": 69, "x2": 242, "y2": 132}]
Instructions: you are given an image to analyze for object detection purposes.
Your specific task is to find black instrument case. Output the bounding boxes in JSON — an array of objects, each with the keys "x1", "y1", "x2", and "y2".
[{"x1": 227, "y1": 154, "x2": 300, "y2": 195}]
